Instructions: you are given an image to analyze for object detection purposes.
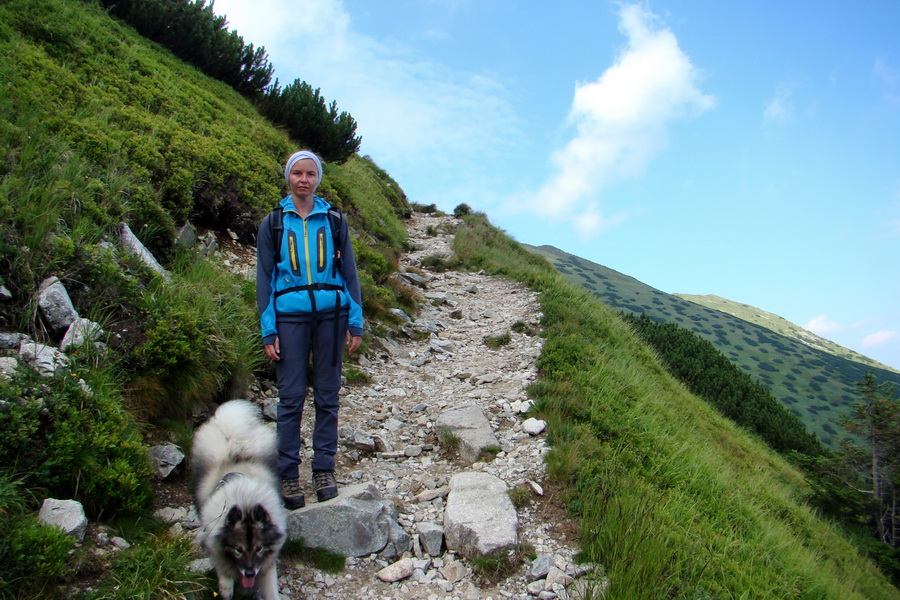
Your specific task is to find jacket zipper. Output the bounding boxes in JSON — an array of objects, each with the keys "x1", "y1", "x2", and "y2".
[{"x1": 303, "y1": 219, "x2": 313, "y2": 285}]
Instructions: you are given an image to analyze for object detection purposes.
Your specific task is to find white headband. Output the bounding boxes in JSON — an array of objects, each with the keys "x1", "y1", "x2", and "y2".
[{"x1": 284, "y1": 150, "x2": 323, "y2": 190}]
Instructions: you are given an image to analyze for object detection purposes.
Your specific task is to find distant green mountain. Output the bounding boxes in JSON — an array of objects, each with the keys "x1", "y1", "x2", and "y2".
[
  {"x1": 526, "y1": 244, "x2": 900, "y2": 448},
  {"x1": 677, "y1": 294, "x2": 898, "y2": 374}
]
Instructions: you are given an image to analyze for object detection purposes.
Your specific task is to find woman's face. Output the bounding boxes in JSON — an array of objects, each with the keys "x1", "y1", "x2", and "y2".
[{"x1": 288, "y1": 158, "x2": 319, "y2": 200}]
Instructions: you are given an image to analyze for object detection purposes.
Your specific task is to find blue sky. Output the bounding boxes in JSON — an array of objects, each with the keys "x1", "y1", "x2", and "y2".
[{"x1": 211, "y1": 0, "x2": 900, "y2": 371}]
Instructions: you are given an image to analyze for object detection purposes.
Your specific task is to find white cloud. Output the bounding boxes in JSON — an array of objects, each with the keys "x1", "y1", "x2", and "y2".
[
  {"x1": 874, "y1": 58, "x2": 900, "y2": 105},
  {"x1": 805, "y1": 314, "x2": 842, "y2": 336},
  {"x1": 862, "y1": 330, "x2": 899, "y2": 348},
  {"x1": 764, "y1": 84, "x2": 795, "y2": 124},
  {"x1": 515, "y1": 3, "x2": 715, "y2": 238},
  {"x1": 211, "y1": 0, "x2": 522, "y2": 184},
  {"x1": 873, "y1": 58, "x2": 898, "y2": 87}
]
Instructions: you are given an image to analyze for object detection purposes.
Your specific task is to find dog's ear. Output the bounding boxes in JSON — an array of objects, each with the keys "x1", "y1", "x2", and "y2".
[
  {"x1": 225, "y1": 505, "x2": 244, "y2": 525},
  {"x1": 250, "y1": 503, "x2": 271, "y2": 524}
]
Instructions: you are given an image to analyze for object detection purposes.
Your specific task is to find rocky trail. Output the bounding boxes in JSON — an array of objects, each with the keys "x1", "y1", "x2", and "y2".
[{"x1": 154, "y1": 212, "x2": 599, "y2": 599}]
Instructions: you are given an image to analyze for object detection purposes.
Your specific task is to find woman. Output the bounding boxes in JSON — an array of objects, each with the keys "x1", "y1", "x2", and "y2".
[{"x1": 256, "y1": 150, "x2": 363, "y2": 509}]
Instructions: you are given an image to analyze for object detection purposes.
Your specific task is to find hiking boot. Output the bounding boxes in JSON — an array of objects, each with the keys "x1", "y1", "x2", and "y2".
[
  {"x1": 281, "y1": 478, "x2": 305, "y2": 510},
  {"x1": 313, "y1": 470, "x2": 338, "y2": 502}
]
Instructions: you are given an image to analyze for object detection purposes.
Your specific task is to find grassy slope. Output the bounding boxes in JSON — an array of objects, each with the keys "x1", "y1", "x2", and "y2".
[
  {"x1": 0, "y1": 1, "x2": 411, "y2": 595},
  {"x1": 676, "y1": 293, "x2": 898, "y2": 373},
  {"x1": 0, "y1": 0, "x2": 410, "y2": 404},
  {"x1": 526, "y1": 244, "x2": 900, "y2": 449},
  {"x1": 459, "y1": 216, "x2": 897, "y2": 599}
]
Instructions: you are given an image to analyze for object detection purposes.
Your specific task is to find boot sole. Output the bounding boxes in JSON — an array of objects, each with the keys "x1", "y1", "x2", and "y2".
[
  {"x1": 316, "y1": 487, "x2": 338, "y2": 502},
  {"x1": 282, "y1": 494, "x2": 306, "y2": 510}
]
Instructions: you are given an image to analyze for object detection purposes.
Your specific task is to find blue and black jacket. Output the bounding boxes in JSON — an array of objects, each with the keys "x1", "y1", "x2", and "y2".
[{"x1": 256, "y1": 195, "x2": 363, "y2": 345}]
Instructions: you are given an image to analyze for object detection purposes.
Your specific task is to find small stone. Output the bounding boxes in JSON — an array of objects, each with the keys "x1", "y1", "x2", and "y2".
[
  {"x1": 154, "y1": 507, "x2": 188, "y2": 523},
  {"x1": 529, "y1": 553, "x2": 554, "y2": 581},
  {"x1": 376, "y1": 557, "x2": 415, "y2": 582},
  {"x1": 526, "y1": 580, "x2": 545, "y2": 596},
  {"x1": 404, "y1": 445, "x2": 423, "y2": 457},
  {"x1": 546, "y1": 566, "x2": 574, "y2": 587},
  {"x1": 441, "y1": 559, "x2": 466, "y2": 583},
  {"x1": 522, "y1": 417, "x2": 547, "y2": 436}
]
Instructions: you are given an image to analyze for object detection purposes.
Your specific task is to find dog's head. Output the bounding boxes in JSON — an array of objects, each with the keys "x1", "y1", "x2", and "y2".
[{"x1": 218, "y1": 504, "x2": 286, "y2": 588}]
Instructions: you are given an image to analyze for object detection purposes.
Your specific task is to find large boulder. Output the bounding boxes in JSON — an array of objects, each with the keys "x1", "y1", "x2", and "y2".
[
  {"x1": 285, "y1": 482, "x2": 406, "y2": 558},
  {"x1": 39, "y1": 498, "x2": 88, "y2": 542},
  {"x1": 444, "y1": 471, "x2": 517, "y2": 558},
  {"x1": 60, "y1": 317, "x2": 103, "y2": 351},
  {"x1": 148, "y1": 443, "x2": 185, "y2": 479},
  {"x1": 19, "y1": 339, "x2": 69, "y2": 377},
  {"x1": 435, "y1": 404, "x2": 500, "y2": 464},
  {"x1": 119, "y1": 223, "x2": 170, "y2": 281}
]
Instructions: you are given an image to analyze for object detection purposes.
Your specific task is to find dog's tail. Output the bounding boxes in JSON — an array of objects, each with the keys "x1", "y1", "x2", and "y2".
[{"x1": 192, "y1": 400, "x2": 277, "y2": 471}]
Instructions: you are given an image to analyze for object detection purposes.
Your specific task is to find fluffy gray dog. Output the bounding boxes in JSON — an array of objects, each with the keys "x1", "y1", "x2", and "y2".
[{"x1": 191, "y1": 400, "x2": 287, "y2": 600}]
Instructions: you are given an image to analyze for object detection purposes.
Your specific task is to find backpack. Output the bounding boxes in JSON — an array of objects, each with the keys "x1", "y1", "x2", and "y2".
[
  {"x1": 270, "y1": 205, "x2": 344, "y2": 277},
  {"x1": 268, "y1": 205, "x2": 347, "y2": 367}
]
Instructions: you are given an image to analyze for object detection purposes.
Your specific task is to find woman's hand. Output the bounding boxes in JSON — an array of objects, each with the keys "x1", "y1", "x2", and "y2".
[
  {"x1": 346, "y1": 330, "x2": 362, "y2": 354},
  {"x1": 264, "y1": 336, "x2": 280, "y2": 361}
]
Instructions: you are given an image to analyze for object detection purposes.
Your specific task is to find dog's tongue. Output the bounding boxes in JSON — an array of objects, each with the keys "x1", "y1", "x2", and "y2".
[{"x1": 241, "y1": 575, "x2": 255, "y2": 588}]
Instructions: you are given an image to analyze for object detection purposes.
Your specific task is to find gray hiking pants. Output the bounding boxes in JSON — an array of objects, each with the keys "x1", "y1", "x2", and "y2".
[{"x1": 274, "y1": 313, "x2": 347, "y2": 478}]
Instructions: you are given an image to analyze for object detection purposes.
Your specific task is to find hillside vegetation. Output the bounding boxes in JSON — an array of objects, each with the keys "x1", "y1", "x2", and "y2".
[
  {"x1": 459, "y1": 217, "x2": 897, "y2": 598},
  {"x1": 0, "y1": 1, "x2": 411, "y2": 596},
  {"x1": 527, "y1": 244, "x2": 900, "y2": 448}
]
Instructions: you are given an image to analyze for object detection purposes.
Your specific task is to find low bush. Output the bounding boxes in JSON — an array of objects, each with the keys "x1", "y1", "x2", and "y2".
[
  {"x1": 127, "y1": 257, "x2": 262, "y2": 421},
  {"x1": 0, "y1": 475, "x2": 75, "y2": 600},
  {"x1": 484, "y1": 332, "x2": 512, "y2": 348},
  {"x1": 453, "y1": 203, "x2": 472, "y2": 217},
  {"x1": 0, "y1": 369, "x2": 153, "y2": 517},
  {"x1": 471, "y1": 544, "x2": 535, "y2": 585}
]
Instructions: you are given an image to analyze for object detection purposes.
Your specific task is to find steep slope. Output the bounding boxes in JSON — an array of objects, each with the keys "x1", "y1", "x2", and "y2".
[
  {"x1": 0, "y1": 1, "x2": 411, "y2": 596},
  {"x1": 463, "y1": 219, "x2": 899, "y2": 599},
  {"x1": 676, "y1": 293, "x2": 898, "y2": 373},
  {"x1": 0, "y1": 0, "x2": 411, "y2": 404},
  {"x1": 525, "y1": 244, "x2": 900, "y2": 448}
]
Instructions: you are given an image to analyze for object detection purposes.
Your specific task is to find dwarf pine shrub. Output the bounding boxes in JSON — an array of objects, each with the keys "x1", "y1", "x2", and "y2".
[{"x1": 453, "y1": 203, "x2": 472, "y2": 217}]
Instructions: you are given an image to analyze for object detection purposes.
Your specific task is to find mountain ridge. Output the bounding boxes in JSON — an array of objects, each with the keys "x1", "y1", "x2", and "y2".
[
  {"x1": 676, "y1": 293, "x2": 897, "y2": 373},
  {"x1": 525, "y1": 243, "x2": 900, "y2": 448}
]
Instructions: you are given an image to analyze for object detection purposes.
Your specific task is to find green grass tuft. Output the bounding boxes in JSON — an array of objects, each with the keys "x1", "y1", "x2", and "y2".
[
  {"x1": 484, "y1": 331, "x2": 512, "y2": 348},
  {"x1": 438, "y1": 429, "x2": 462, "y2": 455},
  {"x1": 471, "y1": 544, "x2": 535, "y2": 585},
  {"x1": 282, "y1": 538, "x2": 346, "y2": 573}
]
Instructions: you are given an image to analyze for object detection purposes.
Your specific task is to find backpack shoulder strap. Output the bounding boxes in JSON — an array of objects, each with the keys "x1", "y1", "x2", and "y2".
[
  {"x1": 270, "y1": 207, "x2": 284, "y2": 258},
  {"x1": 327, "y1": 208, "x2": 343, "y2": 244},
  {"x1": 271, "y1": 206, "x2": 342, "y2": 271},
  {"x1": 327, "y1": 208, "x2": 343, "y2": 276}
]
